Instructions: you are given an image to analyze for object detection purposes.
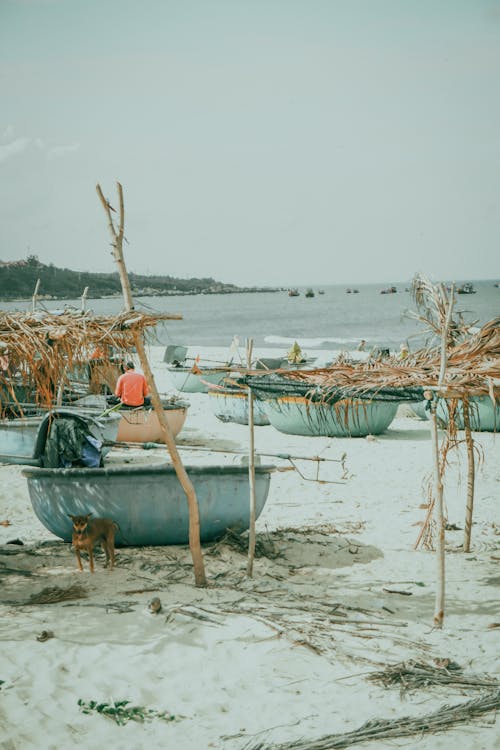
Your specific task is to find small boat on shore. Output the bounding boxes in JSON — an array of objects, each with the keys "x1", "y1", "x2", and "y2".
[
  {"x1": 166, "y1": 365, "x2": 230, "y2": 393},
  {"x1": 262, "y1": 396, "x2": 398, "y2": 437},
  {"x1": 0, "y1": 409, "x2": 120, "y2": 466},
  {"x1": 208, "y1": 384, "x2": 270, "y2": 426},
  {"x1": 116, "y1": 398, "x2": 189, "y2": 442},
  {"x1": 23, "y1": 462, "x2": 274, "y2": 546},
  {"x1": 436, "y1": 395, "x2": 499, "y2": 432}
]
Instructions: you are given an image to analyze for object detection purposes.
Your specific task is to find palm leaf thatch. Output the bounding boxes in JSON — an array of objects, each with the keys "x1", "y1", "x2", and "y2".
[
  {"x1": 0, "y1": 307, "x2": 180, "y2": 411},
  {"x1": 245, "y1": 315, "x2": 499, "y2": 403}
]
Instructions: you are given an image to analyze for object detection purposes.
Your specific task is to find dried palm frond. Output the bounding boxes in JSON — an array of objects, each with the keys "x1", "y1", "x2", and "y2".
[
  {"x1": 367, "y1": 659, "x2": 498, "y2": 693},
  {"x1": 0, "y1": 308, "x2": 180, "y2": 411},
  {"x1": 244, "y1": 689, "x2": 500, "y2": 750}
]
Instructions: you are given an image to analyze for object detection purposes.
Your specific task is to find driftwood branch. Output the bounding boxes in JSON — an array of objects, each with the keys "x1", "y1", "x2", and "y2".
[{"x1": 96, "y1": 180, "x2": 206, "y2": 586}]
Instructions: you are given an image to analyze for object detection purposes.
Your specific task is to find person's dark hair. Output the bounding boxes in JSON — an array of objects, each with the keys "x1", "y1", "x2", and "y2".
[{"x1": 126, "y1": 361, "x2": 135, "y2": 369}]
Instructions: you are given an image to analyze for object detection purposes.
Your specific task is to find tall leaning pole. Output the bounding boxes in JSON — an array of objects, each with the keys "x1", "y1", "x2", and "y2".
[{"x1": 96, "y1": 181, "x2": 207, "y2": 587}]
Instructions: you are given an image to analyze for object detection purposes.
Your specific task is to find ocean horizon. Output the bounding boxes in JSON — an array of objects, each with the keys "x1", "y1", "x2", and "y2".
[{"x1": 1, "y1": 279, "x2": 498, "y2": 353}]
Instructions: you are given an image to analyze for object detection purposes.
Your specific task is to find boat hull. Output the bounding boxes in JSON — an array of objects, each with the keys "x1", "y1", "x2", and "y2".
[
  {"x1": 436, "y1": 396, "x2": 499, "y2": 431},
  {"x1": 0, "y1": 418, "x2": 41, "y2": 464},
  {"x1": 0, "y1": 411, "x2": 120, "y2": 466},
  {"x1": 116, "y1": 405, "x2": 188, "y2": 442},
  {"x1": 166, "y1": 367, "x2": 229, "y2": 393},
  {"x1": 23, "y1": 463, "x2": 274, "y2": 546},
  {"x1": 263, "y1": 396, "x2": 398, "y2": 437},
  {"x1": 208, "y1": 388, "x2": 270, "y2": 426}
]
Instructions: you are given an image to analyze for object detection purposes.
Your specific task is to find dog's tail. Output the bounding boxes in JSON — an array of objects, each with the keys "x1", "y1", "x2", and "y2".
[{"x1": 113, "y1": 521, "x2": 130, "y2": 546}]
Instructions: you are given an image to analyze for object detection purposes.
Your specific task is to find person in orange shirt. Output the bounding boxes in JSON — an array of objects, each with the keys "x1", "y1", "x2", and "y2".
[{"x1": 114, "y1": 361, "x2": 150, "y2": 408}]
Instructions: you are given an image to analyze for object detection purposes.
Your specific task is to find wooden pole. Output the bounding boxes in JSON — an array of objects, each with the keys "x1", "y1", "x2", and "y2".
[
  {"x1": 246, "y1": 338, "x2": 256, "y2": 577},
  {"x1": 96, "y1": 181, "x2": 207, "y2": 586},
  {"x1": 463, "y1": 397, "x2": 475, "y2": 553},
  {"x1": 32, "y1": 278, "x2": 40, "y2": 312},
  {"x1": 432, "y1": 284, "x2": 454, "y2": 628},
  {"x1": 81, "y1": 287, "x2": 89, "y2": 312}
]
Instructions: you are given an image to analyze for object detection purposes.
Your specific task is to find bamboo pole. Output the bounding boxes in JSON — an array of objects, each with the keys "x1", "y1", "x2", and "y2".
[
  {"x1": 96, "y1": 181, "x2": 206, "y2": 586},
  {"x1": 81, "y1": 287, "x2": 89, "y2": 312},
  {"x1": 463, "y1": 397, "x2": 475, "y2": 553},
  {"x1": 246, "y1": 338, "x2": 256, "y2": 577},
  {"x1": 32, "y1": 278, "x2": 41, "y2": 312},
  {"x1": 432, "y1": 284, "x2": 454, "y2": 628}
]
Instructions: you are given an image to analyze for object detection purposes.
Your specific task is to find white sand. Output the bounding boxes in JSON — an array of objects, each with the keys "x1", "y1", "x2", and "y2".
[{"x1": 0, "y1": 346, "x2": 499, "y2": 750}]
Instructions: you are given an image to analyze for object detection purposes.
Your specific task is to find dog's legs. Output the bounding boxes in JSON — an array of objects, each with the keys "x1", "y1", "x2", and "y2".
[
  {"x1": 103, "y1": 534, "x2": 115, "y2": 570},
  {"x1": 75, "y1": 549, "x2": 83, "y2": 572},
  {"x1": 88, "y1": 545, "x2": 95, "y2": 573}
]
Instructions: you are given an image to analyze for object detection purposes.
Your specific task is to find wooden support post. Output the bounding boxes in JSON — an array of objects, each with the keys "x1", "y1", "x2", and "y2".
[
  {"x1": 246, "y1": 338, "x2": 256, "y2": 577},
  {"x1": 432, "y1": 284, "x2": 454, "y2": 628},
  {"x1": 81, "y1": 287, "x2": 89, "y2": 312},
  {"x1": 96, "y1": 181, "x2": 207, "y2": 587},
  {"x1": 463, "y1": 398, "x2": 475, "y2": 553},
  {"x1": 32, "y1": 279, "x2": 40, "y2": 312},
  {"x1": 429, "y1": 395, "x2": 445, "y2": 628}
]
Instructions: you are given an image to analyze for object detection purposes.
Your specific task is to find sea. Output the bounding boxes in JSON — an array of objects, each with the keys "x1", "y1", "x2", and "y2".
[{"x1": 2, "y1": 280, "x2": 499, "y2": 358}]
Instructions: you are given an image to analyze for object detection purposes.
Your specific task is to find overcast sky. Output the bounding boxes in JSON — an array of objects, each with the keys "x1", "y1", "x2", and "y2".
[{"x1": 1, "y1": 0, "x2": 499, "y2": 286}]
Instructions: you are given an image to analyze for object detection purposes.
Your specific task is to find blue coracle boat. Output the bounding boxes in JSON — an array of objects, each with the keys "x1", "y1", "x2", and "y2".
[
  {"x1": 22, "y1": 463, "x2": 274, "y2": 546},
  {"x1": 208, "y1": 385, "x2": 270, "y2": 426},
  {"x1": 262, "y1": 396, "x2": 398, "y2": 437},
  {"x1": 436, "y1": 395, "x2": 499, "y2": 431}
]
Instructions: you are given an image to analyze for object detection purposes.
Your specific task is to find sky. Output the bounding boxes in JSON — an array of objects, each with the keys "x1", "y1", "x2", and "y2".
[{"x1": 1, "y1": 0, "x2": 500, "y2": 287}]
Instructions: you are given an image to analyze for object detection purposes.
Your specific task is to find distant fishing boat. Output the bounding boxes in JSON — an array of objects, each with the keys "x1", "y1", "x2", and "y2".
[
  {"x1": 208, "y1": 384, "x2": 270, "y2": 426},
  {"x1": 456, "y1": 283, "x2": 476, "y2": 295},
  {"x1": 288, "y1": 289, "x2": 300, "y2": 297},
  {"x1": 380, "y1": 286, "x2": 397, "y2": 294},
  {"x1": 23, "y1": 462, "x2": 274, "y2": 546},
  {"x1": 318, "y1": 289, "x2": 325, "y2": 295},
  {"x1": 305, "y1": 289, "x2": 315, "y2": 298}
]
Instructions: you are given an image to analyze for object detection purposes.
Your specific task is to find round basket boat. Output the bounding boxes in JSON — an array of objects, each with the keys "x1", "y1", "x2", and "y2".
[
  {"x1": 263, "y1": 396, "x2": 398, "y2": 437},
  {"x1": 116, "y1": 401, "x2": 189, "y2": 442},
  {"x1": 22, "y1": 462, "x2": 274, "y2": 546}
]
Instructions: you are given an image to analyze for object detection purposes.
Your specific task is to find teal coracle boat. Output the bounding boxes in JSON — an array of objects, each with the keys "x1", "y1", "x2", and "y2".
[
  {"x1": 208, "y1": 385, "x2": 270, "y2": 426},
  {"x1": 0, "y1": 409, "x2": 120, "y2": 466},
  {"x1": 22, "y1": 463, "x2": 274, "y2": 546},
  {"x1": 436, "y1": 395, "x2": 499, "y2": 432},
  {"x1": 262, "y1": 395, "x2": 398, "y2": 437}
]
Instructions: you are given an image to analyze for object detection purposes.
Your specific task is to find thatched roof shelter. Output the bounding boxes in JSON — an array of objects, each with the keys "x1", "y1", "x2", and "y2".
[{"x1": 0, "y1": 307, "x2": 181, "y2": 409}]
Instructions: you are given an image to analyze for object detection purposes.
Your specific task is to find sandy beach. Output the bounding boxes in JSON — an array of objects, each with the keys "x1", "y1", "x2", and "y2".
[{"x1": 0, "y1": 346, "x2": 499, "y2": 750}]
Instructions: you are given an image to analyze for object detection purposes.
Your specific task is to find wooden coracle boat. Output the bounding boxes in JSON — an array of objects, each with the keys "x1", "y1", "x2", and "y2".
[
  {"x1": 116, "y1": 398, "x2": 190, "y2": 442},
  {"x1": 22, "y1": 463, "x2": 274, "y2": 546}
]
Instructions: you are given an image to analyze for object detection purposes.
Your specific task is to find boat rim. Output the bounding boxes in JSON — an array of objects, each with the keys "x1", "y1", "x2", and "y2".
[{"x1": 22, "y1": 462, "x2": 276, "y2": 478}]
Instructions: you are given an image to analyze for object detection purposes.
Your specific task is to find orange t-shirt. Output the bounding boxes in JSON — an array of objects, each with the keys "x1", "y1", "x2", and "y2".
[{"x1": 115, "y1": 370, "x2": 149, "y2": 406}]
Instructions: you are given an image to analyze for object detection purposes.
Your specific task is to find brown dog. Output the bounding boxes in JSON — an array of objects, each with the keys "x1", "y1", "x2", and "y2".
[{"x1": 68, "y1": 514, "x2": 118, "y2": 573}]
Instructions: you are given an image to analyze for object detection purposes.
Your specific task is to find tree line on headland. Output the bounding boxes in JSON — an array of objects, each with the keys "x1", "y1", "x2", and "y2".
[{"x1": 0, "y1": 256, "x2": 278, "y2": 301}]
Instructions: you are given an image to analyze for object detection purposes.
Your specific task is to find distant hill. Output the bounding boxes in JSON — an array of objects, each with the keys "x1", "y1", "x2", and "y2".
[{"x1": 0, "y1": 256, "x2": 276, "y2": 300}]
